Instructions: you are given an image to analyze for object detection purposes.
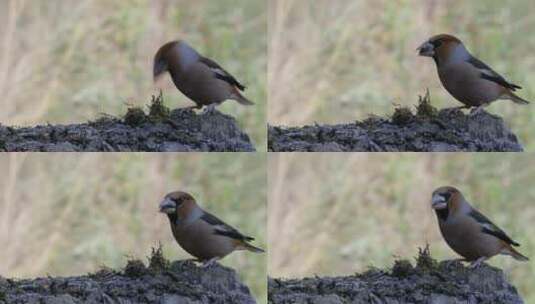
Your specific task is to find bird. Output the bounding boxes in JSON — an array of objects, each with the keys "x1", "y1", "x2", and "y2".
[
  {"x1": 153, "y1": 40, "x2": 254, "y2": 112},
  {"x1": 417, "y1": 34, "x2": 530, "y2": 113},
  {"x1": 159, "y1": 191, "x2": 264, "y2": 266},
  {"x1": 431, "y1": 186, "x2": 528, "y2": 268}
]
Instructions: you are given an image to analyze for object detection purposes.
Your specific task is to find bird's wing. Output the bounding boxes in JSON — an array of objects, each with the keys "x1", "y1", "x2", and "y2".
[
  {"x1": 201, "y1": 212, "x2": 254, "y2": 241},
  {"x1": 199, "y1": 57, "x2": 246, "y2": 91},
  {"x1": 467, "y1": 57, "x2": 521, "y2": 91},
  {"x1": 468, "y1": 209, "x2": 519, "y2": 246}
]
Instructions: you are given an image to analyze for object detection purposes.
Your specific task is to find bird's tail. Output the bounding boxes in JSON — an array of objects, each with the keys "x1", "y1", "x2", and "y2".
[
  {"x1": 231, "y1": 89, "x2": 254, "y2": 106},
  {"x1": 237, "y1": 241, "x2": 264, "y2": 253},
  {"x1": 502, "y1": 245, "x2": 529, "y2": 261},
  {"x1": 504, "y1": 91, "x2": 530, "y2": 105}
]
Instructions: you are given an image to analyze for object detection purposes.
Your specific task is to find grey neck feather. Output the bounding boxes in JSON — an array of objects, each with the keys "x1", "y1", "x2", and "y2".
[
  {"x1": 179, "y1": 206, "x2": 203, "y2": 226},
  {"x1": 177, "y1": 41, "x2": 200, "y2": 69},
  {"x1": 447, "y1": 44, "x2": 471, "y2": 64}
]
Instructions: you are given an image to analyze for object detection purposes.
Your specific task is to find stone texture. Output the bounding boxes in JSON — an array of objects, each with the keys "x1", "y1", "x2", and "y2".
[
  {"x1": 0, "y1": 108, "x2": 255, "y2": 152},
  {"x1": 0, "y1": 252, "x2": 257, "y2": 304},
  {"x1": 269, "y1": 106, "x2": 523, "y2": 152},
  {"x1": 269, "y1": 249, "x2": 524, "y2": 304}
]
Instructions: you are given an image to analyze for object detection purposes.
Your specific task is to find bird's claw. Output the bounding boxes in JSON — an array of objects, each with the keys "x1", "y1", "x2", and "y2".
[
  {"x1": 468, "y1": 257, "x2": 487, "y2": 268},
  {"x1": 202, "y1": 104, "x2": 217, "y2": 115},
  {"x1": 200, "y1": 257, "x2": 220, "y2": 268}
]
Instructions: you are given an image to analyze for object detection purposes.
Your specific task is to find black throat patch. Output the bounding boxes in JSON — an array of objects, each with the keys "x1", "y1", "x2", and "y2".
[
  {"x1": 167, "y1": 212, "x2": 178, "y2": 224},
  {"x1": 435, "y1": 207, "x2": 449, "y2": 221}
]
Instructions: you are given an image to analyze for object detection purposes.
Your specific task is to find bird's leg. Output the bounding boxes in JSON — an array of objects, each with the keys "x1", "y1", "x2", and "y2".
[
  {"x1": 469, "y1": 105, "x2": 487, "y2": 116},
  {"x1": 469, "y1": 256, "x2": 488, "y2": 268},
  {"x1": 200, "y1": 257, "x2": 220, "y2": 268},
  {"x1": 442, "y1": 258, "x2": 466, "y2": 267},
  {"x1": 202, "y1": 104, "x2": 217, "y2": 114}
]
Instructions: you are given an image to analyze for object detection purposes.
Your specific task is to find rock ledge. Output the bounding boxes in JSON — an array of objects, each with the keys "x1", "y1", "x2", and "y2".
[
  {"x1": 269, "y1": 247, "x2": 524, "y2": 304},
  {"x1": 0, "y1": 247, "x2": 257, "y2": 304},
  {"x1": 0, "y1": 95, "x2": 255, "y2": 152},
  {"x1": 269, "y1": 94, "x2": 523, "y2": 152}
]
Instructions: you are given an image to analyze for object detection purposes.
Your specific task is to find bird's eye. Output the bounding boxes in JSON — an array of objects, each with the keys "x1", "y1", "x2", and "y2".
[
  {"x1": 431, "y1": 40, "x2": 442, "y2": 48},
  {"x1": 442, "y1": 192, "x2": 451, "y2": 201}
]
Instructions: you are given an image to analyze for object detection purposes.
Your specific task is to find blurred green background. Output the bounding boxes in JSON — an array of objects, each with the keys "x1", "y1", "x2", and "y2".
[
  {"x1": 0, "y1": 0, "x2": 266, "y2": 149},
  {"x1": 268, "y1": 153, "x2": 535, "y2": 302},
  {"x1": 0, "y1": 153, "x2": 267, "y2": 303},
  {"x1": 269, "y1": 0, "x2": 535, "y2": 149}
]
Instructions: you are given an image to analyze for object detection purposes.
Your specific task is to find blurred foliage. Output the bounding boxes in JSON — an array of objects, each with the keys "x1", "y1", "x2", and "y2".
[
  {"x1": 269, "y1": 154, "x2": 535, "y2": 302},
  {"x1": 269, "y1": 0, "x2": 535, "y2": 149},
  {"x1": 0, "y1": 153, "x2": 267, "y2": 303},
  {"x1": 0, "y1": 0, "x2": 266, "y2": 149}
]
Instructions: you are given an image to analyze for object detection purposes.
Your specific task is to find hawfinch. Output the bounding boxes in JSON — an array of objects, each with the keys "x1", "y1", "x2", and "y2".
[
  {"x1": 159, "y1": 191, "x2": 264, "y2": 266},
  {"x1": 153, "y1": 40, "x2": 254, "y2": 111},
  {"x1": 418, "y1": 34, "x2": 531, "y2": 111},
  {"x1": 431, "y1": 186, "x2": 528, "y2": 267}
]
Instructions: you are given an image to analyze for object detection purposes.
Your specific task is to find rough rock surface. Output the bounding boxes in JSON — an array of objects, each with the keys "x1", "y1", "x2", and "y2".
[
  {"x1": 0, "y1": 249, "x2": 256, "y2": 304},
  {"x1": 0, "y1": 100, "x2": 255, "y2": 152},
  {"x1": 269, "y1": 96, "x2": 523, "y2": 152},
  {"x1": 268, "y1": 249, "x2": 524, "y2": 304}
]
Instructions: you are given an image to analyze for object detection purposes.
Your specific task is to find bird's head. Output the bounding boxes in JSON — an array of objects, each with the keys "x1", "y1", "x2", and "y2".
[
  {"x1": 153, "y1": 40, "x2": 200, "y2": 82},
  {"x1": 159, "y1": 191, "x2": 196, "y2": 215},
  {"x1": 417, "y1": 34, "x2": 465, "y2": 64},
  {"x1": 431, "y1": 186, "x2": 464, "y2": 220},
  {"x1": 153, "y1": 41, "x2": 176, "y2": 81}
]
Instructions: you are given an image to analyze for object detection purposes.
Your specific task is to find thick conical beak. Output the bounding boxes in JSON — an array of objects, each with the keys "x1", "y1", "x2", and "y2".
[
  {"x1": 153, "y1": 60, "x2": 168, "y2": 81},
  {"x1": 417, "y1": 41, "x2": 435, "y2": 57},
  {"x1": 431, "y1": 194, "x2": 447, "y2": 210},
  {"x1": 159, "y1": 198, "x2": 175, "y2": 214}
]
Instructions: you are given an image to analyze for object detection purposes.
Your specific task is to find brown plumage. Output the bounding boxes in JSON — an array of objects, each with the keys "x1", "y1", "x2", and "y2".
[
  {"x1": 431, "y1": 186, "x2": 528, "y2": 267},
  {"x1": 159, "y1": 191, "x2": 263, "y2": 266},
  {"x1": 418, "y1": 34, "x2": 530, "y2": 110},
  {"x1": 153, "y1": 40, "x2": 253, "y2": 109}
]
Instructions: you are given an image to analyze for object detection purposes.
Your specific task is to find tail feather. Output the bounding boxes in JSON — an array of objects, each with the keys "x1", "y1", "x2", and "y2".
[
  {"x1": 503, "y1": 245, "x2": 529, "y2": 261},
  {"x1": 237, "y1": 242, "x2": 264, "y2": 253},
  {"x1": 504, "y1": 91, "x2": 530, "y2": 105},
  {"x1": 231, "y1": 88, "x2": 254, "y2": 106},
  {"x1": 234, "y1": 94, "x2": 254, "y2": 106}
]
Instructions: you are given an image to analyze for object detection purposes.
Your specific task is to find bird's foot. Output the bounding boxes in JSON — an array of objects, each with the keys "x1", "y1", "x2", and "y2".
[
  {"x1": 202, "y1": 104, "x2": 218, "y2": 115},
  {"x1": 469, "y1": 106, "x2": 486, "y2": 117},
  {"x1": 200, "y1": 257, "x2": 220, "y2": 268},
  {"x1": 468, "y1": 257, "x2": 488, "y2": 268},
  {"x1": 442, "y1": 106, "x2": 468, "y2": 114},
  {"x1": 442, "y1": 258, "x2": 466, "y2": 267}
]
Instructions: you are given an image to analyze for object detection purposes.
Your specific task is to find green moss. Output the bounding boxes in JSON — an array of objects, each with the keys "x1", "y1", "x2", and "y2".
[
  {"x1": 416, "y1": 90, "x2": 438, "y2": 118},
  {"x1": 123, "y1": 259, "x2": 148, "y2": 278},
  {"x1": 123, "y1": 107, "x2": 147, "y2": 126},
  {"x1": 89, "y1": 266, "x2": 116, "y2": 279},
  {"x1": 391, "y1": 259, "x2": 414, "y2": 277},
  {"x1": 148, "y1": 244, "x2": 170, "y2": 273},
  {"x1": 148, "y1": 91, "x2": 170, "y2": 123},
  {"x1": 415, "y1": 245, "x2": 438, "y2": 271},
  {"x1": 391, "y1": 106, "x2": 414, "y2": 125},
  {"x1": 91, "y1": 114, "x2": 119, "y2": 126}
]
